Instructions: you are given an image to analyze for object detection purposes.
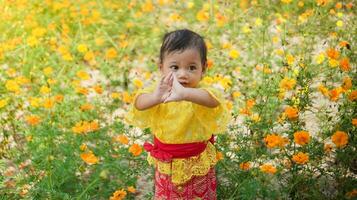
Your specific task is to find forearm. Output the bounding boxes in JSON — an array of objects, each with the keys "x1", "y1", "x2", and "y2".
[
  {"x1": 134, "y1": 93, "x2": 161, "y2": 110},
  {"x1": 183, "y1": 88, "x2": 220, "y2": 108}
]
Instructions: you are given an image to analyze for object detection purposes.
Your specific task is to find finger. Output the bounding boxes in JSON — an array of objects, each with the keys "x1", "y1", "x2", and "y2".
[{"x1": 163, "y1": 72, "x2": 171, "y2": 84}]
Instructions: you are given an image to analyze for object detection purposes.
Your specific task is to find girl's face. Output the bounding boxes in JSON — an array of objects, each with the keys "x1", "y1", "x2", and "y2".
[{"x1": 159, "y1": 48, "x2": 205, "y2": 88}]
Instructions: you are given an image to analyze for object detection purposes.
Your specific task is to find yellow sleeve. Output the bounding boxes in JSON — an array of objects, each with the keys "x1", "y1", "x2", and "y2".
[
  {"x1": 124, "y1": 82, "x2": 159, "y2": 129},
  {"x1": 192, "y1": 85, "x2": 231, "y2": 135}
]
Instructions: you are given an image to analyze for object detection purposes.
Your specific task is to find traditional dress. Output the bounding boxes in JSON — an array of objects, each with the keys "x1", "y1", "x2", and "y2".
[{"x1": 125, "y1": 81, "x2": 231, "y2": 200}]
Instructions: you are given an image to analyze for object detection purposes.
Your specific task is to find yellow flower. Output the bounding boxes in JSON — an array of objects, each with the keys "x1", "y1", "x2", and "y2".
[
  {"x1": 280, "y1": 77, "x2": 296, "y2": 90},
  {"x1": 84, "y1": 51, "x2": 95, "y2": 61},
  {"x1": 229, "y1": 49, "x2": 240, "y2": 59},
  {"x1": 111, "y1": 92, "x2": 121, "y2": 99},
  {"x1": 76, "y1": 70, "x2": 90, "y2": 80},
  {"x1": 122, "y1": 92, "x2": 132, "y2": 103},
  {"x1": 0, "y1": 99, "x2": 8, "y2": 108},
  {"x1": 43, "y1": 98, "x2": 55, "y2": 109},
  {"x1": 294, "y1": 131, "x2": 310, "y2": 145},
  {"x1": 133, "y1": 79, "x2": 143, "y2": 89},
  {"x1": 80, "y1": 143, "x2": 87, "y2": 151},
  {"x1": 286, "y1": 54, "x2": 295, "y2": 65},
  {"x1": 336, "y1": 20, "x2": 343, "y2": 27},
  {"x1": 260, "y1": 163, "x2": 277, "y2": 174},
  {"x1": 141, "y1": 0, "x2": 154, "y2": 12},
  {"x1": 40, "y1": 86, "x2": 51, "y2": 94},
  {"x1": 114, "y1": 135, "x2": 129, "y2": 145},
  {"x1": 25, "y1": 115, "x2": 41, "y2": 126},
  {"x1": 80, "y1": 151, "x2": 99, "y2": 165},
  {"x1": 281, "y1": 0, "x2": 292, "y2": 4},
  {"x1": 292, "y1": 152, "x2": 309, "y2": 165},
  {"x1": 43, "y1": 67, "x2": 53, "y2": 76},
  {"x1": 110, "y1": 189, "x2": 127, "y2": 200},
  {"x1": 328, "y1": 59, "x2": 339, "y2": 67},
  {"x1": 196, "y1": 9, "x2": 209, "y2": 22},
  {"x1": 331, "y1": 131, "x2": 348, "y2": 148},
  {"x1": 315, "y1": 53, "x2": 325, "y2": 64},
  {"x1": 5, "y1": 80, "x2": 20, "y2": 93},
  {"x1": 77, "y1": 44, "x2": 88, "y2": 53},
  {"x1": 105, "y1": 48, "x2": 117, "y2": 59},
  {"x1": 29, "y1": 97, "x2": 41, "y2": 108},
  {"x1": 129, "y1": 143, "x2": 142, "y2": 156}
]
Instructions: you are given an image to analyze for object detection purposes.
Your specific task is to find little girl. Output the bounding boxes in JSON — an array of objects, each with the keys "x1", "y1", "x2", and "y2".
[{"x1": 125, "y1": 29, "x2": 231, "y2": 200}]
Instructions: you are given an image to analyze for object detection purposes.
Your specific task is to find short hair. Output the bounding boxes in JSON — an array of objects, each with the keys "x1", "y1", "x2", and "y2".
[{"x1": 159, "y1": 29, "x2": 207, "y2": 72}]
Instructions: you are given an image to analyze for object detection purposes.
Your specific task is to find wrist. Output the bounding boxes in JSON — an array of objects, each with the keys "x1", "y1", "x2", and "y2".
[{"x1": 182, "y1": 87, "x2": 191, "y2": 101}]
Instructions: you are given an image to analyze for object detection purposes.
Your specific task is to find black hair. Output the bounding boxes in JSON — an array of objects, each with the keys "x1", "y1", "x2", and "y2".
[{"x1": 159, "y1": 29, "x2": 207, "y2": 71}]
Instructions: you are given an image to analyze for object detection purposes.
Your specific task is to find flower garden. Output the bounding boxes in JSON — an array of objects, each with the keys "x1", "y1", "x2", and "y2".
[{"x1": 0, "y1": 0, "x2": 356, "y2": 199}]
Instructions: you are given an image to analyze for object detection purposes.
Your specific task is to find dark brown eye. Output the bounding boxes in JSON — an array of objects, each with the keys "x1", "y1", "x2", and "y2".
[
  {"x1": 170, "y1": 65, "x2": 179, "y2": 70},
  {"x1": 189, "y1": 66, "x2": 197, "y2": 71}
]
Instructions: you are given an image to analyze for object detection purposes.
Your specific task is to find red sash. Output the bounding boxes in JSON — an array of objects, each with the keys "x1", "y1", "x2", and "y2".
[{"x1": 143, "y1": 135, "x2": 215, "y2": 162}]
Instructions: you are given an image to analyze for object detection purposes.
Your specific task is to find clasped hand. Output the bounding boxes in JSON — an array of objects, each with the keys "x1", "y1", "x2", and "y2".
[{"x1": 154, "y1": 71, "x2": 186, "y2": 103}]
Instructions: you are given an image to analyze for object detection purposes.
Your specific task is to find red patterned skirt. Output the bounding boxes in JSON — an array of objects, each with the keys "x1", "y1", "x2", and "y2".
[{"x1": 154, "y1": 168, "x2": 217, "y2": 200}]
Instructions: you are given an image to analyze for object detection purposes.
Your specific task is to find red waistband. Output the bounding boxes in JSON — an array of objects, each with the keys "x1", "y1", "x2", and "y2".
[{"x1": 143, "y1": 136, "x2": 215, "y2": 162}]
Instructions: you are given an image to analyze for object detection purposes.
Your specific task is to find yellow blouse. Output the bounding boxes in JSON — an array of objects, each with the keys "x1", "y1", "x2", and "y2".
[{"x1": 124, "y1": 81, "x2": 231, "y2": 185}]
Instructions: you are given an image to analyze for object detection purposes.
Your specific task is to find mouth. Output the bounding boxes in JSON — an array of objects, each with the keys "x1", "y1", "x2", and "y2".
[{"x1": 179, "y1": 82, "x2": 189, "y2": 86}]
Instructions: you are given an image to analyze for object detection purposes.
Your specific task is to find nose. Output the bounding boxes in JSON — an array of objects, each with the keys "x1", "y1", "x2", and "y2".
[{"x1": 176, "y1": 69, "x2": 188, "y2": 79}]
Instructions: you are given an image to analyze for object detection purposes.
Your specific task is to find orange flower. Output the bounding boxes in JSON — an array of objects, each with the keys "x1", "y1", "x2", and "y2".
[
  {"x1": 339, "y1": 58, "x2": 350, "y2": 71},
  {"x1": 329, "y1": 87, "x2": 343, "y2": 101},
  {"x1": 326, "y1": 48, "x2": 340, "y2": 59},
  {"x1": 75, "y1": 87, "x2": 89, "y2": 95},
  {"x1": 294, "y1": 131, "x2": 310, "y2": 145},
  {"x1": 318, "y1": 84, "x2": 329, "y2": 97},
  {"x1": 127, "y1": 186, "x2": 136, "y2": 193},
  {"x1": 284, "y1": 106, "x2": 299, "y2": 120},
  {"x1": 348, "y1": 90, "x2": 357, "y2": 101},
  {"x1": 216, "y1": 151, "x2": 224, "y2": 161},
  {"x1": 264, "y1": 134, "x2": 287, "y2": 148},
  {"x1": 25, "y1": 115, "x2": 41, "y2": 126},
  {"x1": 239, "y1": 162, "x2": 251, "y2": 170},
  {"x1": 80, "y1": 103, "x2": 94, "y2": 111},
  {"x1": 260, "y1": 163, "x2": 277, "y2": 174},
  {"x1": 114, "y1": 135, "x2": 129, "y2": 145},
  {"x1": 110, "y1": 189, "x2": 127, "y2": 200},
  {"x1": 129, "y1": 143, "x2": 142, "y2": 156},
  {"x1": 346, "y1": 189, "x2": 357, "y2": 199},
  {"x1": 339, "y1": 41, "x2": 349, "y2": 48},
  {"x1": 246, "y1": 99, "x2": 256, "y2": 109},
  {"x1": 54, "y1": 95, "x2": 64, "y2": 103},
  {"x1": 93, "y1": 85, "x2": 103, "y2": 94},
  {"x1": 292, "y1": 152, "x2": 309, "y2": 164},
  {"x1": 324, "y1": 143, "x2": 333, "y2": 153},
  {"x1": 207, "y1": 59, "x2": 213, "y2": 69},
  {"x1": 342, "y1": 76, "x2": 352, "y2": 91},
  {"x1": 352, "y1": 119, "x2": 357, "y2": 127},
  {"x1": 332, "y1": 131, "x2": 348, "y2": 148},
  {"x1": 80, "y1": 151, "x2": 99, "y2": 165}
]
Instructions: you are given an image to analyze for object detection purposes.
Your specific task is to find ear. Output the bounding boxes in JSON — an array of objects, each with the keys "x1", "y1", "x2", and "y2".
[{"x1": 159, "y1": 62, "x2": 163, "y2": 73}]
